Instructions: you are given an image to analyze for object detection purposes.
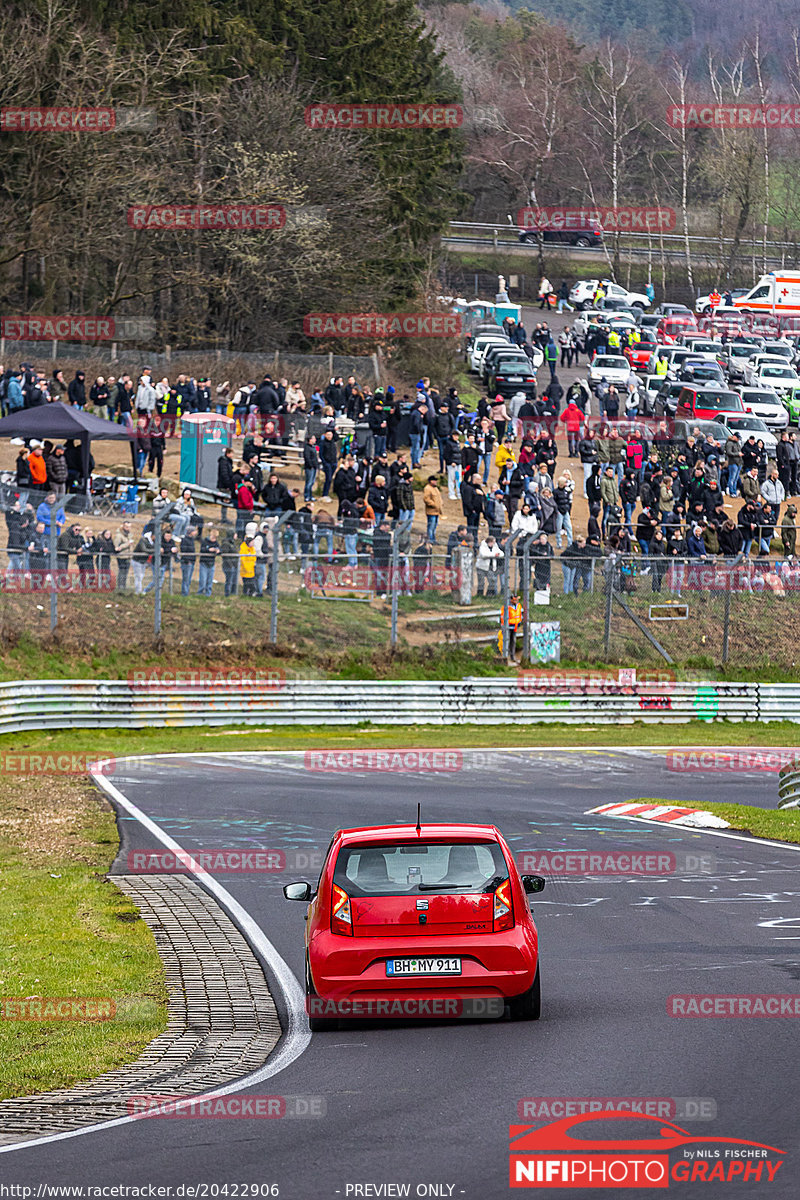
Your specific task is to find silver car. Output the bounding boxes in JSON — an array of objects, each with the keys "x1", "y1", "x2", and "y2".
[
  {"x1": 737, "y1": 387, "x2": 789, "y2": 430},
  {"x1": 716, "y1": 413, "x2": 778, "y2": 454}
]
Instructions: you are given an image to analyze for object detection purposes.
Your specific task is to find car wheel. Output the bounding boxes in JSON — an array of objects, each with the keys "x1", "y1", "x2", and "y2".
[
  {"x1": 509, "y1": 965, "x2": 541, "y2": 1021},
  {"x1": 574, "y1": 236, "x2": 591, "y2": 248},
  {"x1": 306, "y1": 958, "x2": 339, "y2": 1032}
]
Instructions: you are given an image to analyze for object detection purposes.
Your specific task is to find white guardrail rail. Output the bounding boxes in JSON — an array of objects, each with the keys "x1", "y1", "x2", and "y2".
[
  {"x1": 0, "y1": 678, "x2": 793, "y2": 734},
  {"x1": 778, "y1": 758, "x2": 800, "y2": 809}
]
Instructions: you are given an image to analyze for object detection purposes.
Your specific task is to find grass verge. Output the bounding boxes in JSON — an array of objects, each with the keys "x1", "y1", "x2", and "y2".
[{"x1": 0, "y1": 778, "x2": 167, "y2": 1100}]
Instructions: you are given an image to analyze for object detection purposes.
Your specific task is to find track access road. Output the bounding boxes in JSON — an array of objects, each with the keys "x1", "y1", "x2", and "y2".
[{"x1": 3, "y1": 748, "x2": 798, "y2": 1198}]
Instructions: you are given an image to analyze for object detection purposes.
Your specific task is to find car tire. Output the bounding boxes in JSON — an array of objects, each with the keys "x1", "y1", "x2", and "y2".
[
  {"x1": 509, "y1": 965, "x2": 541, "y2": 1021},
  {"x1": 306, "y1": 958, "x2": 339, "y2": 1032},
  {"x1": 574, "y1": 237, "x2": 591, "y2": 248}
]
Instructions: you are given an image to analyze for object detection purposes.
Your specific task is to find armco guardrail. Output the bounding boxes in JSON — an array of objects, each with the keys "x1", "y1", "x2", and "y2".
[
  {"x1": 777, "y1": 759, "x2": 800, "y2": 809},
  {"x1": 0, "y1": 678, "x2": 789, "y2": 735}
]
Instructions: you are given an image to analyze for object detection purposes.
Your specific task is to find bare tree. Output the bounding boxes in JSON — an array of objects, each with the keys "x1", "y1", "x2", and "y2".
[{"x1": 579, "y1": 40, "x2": 651, "y2": 279}]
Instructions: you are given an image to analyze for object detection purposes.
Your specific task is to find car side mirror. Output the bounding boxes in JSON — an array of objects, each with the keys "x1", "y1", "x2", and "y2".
[
  {"x1": 283, "y1": 881, "x2": 313, "y2": 902},
  {"x1": 522, "y1": 874, "x2": 546, "y2": 895}
]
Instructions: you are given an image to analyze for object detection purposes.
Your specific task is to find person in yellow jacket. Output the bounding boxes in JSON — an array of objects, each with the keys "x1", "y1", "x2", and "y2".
[
  {"x1": 607, "y1": 328, "x2": 621, "y2": 351},
  {"x1": 239, "y1": 534, "x2": 257, "y2": 595},
  {"x1": 495, "y1": 439, "x2": 516, "y2": 486},
  {"x1": 498, "y1": 594, "x2": 523, "y2": 661},
  {"x1": 655, "y1": 353, "x2": 668, "y2": 377}
]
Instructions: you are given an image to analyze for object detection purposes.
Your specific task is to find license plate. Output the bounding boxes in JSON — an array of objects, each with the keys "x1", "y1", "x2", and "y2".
[
  {"x1": 508, "y1": 376, "x2": 523, "y2": 382},
  {"x1": 386, "y1": 957, "x2": 462, "y2": 976}
]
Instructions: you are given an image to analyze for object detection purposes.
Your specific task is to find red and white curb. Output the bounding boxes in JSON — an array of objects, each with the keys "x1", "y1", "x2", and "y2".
[{"x1": 587, "y1": 802, "x2": 731, "y2": 830}]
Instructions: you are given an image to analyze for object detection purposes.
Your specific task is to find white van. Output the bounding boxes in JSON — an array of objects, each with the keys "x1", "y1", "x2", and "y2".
[{"x1": 734, "y1": 272, "x2": 800, "y2": 317}]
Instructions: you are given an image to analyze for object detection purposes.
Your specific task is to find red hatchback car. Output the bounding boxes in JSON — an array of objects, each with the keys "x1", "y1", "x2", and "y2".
[{"x1": 284, "y1": 822, "x2": 545, "y2": 1030}]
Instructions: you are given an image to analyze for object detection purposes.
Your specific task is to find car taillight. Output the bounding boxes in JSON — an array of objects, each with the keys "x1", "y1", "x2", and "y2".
[
  {"x1": 331, "y1": 884, "x2": 353, "y2": 936},
  {"x1": 493, "y1": 879, "x2": 514, "y2": 931}
]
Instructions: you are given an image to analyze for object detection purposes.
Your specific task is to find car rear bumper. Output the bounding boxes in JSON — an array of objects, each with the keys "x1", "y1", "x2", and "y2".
[
  {"x1": 309, "y1": 930, "x2": 538, "y2": 1002},
  {"x1": 492, "y1": 382, "x2": 537, "y2": 398}
]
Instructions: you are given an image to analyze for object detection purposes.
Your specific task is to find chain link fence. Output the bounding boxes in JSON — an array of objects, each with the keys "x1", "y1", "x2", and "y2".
[{"x1": 3, "y1": 500, "x2": 800, "y2": 675}]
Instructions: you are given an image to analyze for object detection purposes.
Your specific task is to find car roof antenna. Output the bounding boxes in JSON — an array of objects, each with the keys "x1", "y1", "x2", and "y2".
[{"x1": 416, "y1": 802, "x2": 422, "y2": 836}]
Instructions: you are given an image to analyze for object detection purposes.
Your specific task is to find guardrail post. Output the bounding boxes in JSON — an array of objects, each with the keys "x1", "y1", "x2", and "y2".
[
  {"x1": 501, "y1": 529, "x2": 522, "y2": 659},
  {"x1": 722, "y1": 588, "x2": 731, "y2": 665},
  {"x1": 270, "y1": 512, "x2": 293, "y2": 644},
  {"x1": 603, "y1": 555, "x2": 615, "y2": 660},
  {"x1": 152, "y1": 503, "x2": 175, "y2": 636},
  {"x1": 48, "y1": 497, "x2": 59, "y2": 632},
  {"x1": 521, "y1": 537, "x2": 531, "y2": 663},
  {"x1": 390, "y1": 518, "x2": 413, "y2": 649}
]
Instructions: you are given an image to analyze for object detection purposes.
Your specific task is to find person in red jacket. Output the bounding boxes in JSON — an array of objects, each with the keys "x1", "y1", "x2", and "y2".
[
  {"x1": 560, "y1": 400, "x2": 584, "y2": 457},
  {"x1": 235, "y1": 476, "x2": 254, "y2": 537}
]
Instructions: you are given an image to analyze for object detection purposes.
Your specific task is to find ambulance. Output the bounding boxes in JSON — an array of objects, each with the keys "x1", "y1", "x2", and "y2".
[{"x1": 733, "y1": 272, "x2": 800, "y2": 317}]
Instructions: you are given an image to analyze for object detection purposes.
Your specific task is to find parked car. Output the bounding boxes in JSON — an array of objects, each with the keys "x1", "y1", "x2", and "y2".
[
  {"x1": 723, "y1": 341, "x2": 763, "y2": 382},
  {"x1": 675, "y1": 385, "x2": 744, "y2": 422},
  {"x1": 742, "y1": 353, "x2": 790, "y2": 387},
  {"x1": 657, "y1": 314, "x2": 699, "y2": 344},
  {"x1": 750, "y1": 361, "x2": 800, "y2": 398},
  {"x1": 783, "y1": 387, "x2": 800, "y2": 424},
  {"x1": 487, "y1": 353, "x2": 538, "y2": 399},
  {"x1": 638, "y1": 374, "x2": 665, "y2": 414},
  {"x1": 679, "y1": 337, "x2": 726, "y2": 366},
  {"x1": 624, "y1": 336, "x2": 659, "y2": 372},
  {"x1": 469, "y1": 333, "x2": 509, "y2": 373},
  {"x1": 695, "y1": 288, "x2": 747, "y2": 314},
  {"x1": 653, "y1": 381, "x2": 687, "y2": 418},
  {"x1": 481, "y1": 343, "x2": 524, "y2": 383},
  {"x1": 653, "y1": 302, "x2": 693, "y2": 317},
  {"x1": 735, "y1": 387, "x2": 789, "y2": 430},
  {"x1": 657, "y1": 346, "x2": 694, "y2": 377},
  {"x1": 569, "y1": 279, "x2": 650, "y2": 311},
  {"x1": 587, "y1": 353, "x2": 632, "y2": 389},
  {"x1": 671, "y1": 418, "x2": 729, "y2": 449},
  {"x1": 678, "y1": 361, "x2": 726, "y2": 386},
  {"x1": 715, "y1": 413, "x2": 778, "y2": 453}
]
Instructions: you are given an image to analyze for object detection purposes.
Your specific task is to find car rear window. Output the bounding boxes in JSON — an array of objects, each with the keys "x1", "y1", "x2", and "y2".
[
  {"x1": 688, "y1": 390, "x2": 743, "y2": 410},
  {"x1": 333, "y1": 842, "x2": 509, "y2": 896}
]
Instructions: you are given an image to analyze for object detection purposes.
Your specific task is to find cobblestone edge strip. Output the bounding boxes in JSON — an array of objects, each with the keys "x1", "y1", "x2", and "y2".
[{"x1": 0, "y1": 874, "x2": 282, "y2": 1141}]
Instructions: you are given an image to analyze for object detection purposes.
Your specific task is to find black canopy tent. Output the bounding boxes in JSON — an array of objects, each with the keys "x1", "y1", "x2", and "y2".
[{"x1": 0, "y1": 405, "x2": 136, "y2": 494}]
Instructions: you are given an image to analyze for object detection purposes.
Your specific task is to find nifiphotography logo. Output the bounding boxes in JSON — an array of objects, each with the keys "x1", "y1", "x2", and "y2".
[{"x1": 508, "y1": 1111, "x2": 785, "y2": 1187}]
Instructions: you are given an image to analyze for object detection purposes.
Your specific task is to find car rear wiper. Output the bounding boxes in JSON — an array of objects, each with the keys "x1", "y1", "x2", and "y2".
[{"x1": 418, "y1": 882, "x2": 475, "y2": 891}]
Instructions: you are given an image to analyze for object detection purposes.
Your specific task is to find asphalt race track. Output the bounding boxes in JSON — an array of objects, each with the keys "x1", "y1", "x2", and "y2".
[{"x1": 3, "y1": 748, "x2": 799, "y2": 1198}]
